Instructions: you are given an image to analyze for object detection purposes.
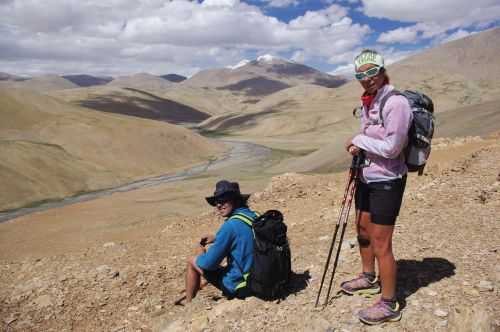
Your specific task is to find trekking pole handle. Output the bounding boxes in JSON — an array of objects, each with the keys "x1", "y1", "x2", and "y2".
[{"x1": 351, "y1": 150, "x2": 365, "y2": 170}]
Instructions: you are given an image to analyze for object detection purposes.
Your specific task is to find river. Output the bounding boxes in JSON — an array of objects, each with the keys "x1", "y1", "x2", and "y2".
[{"x1": 0, "y1": 140, "x2": 272, "y2": 223}]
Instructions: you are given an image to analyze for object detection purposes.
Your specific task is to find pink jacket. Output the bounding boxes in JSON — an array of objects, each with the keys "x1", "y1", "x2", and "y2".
[{"x1": 351, "y1": 84, "x2": 413, "y2": 183}]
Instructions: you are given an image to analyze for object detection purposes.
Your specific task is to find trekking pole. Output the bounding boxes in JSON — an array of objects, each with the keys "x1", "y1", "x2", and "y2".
[
  {"x1": 315, "y1": 151, "x2": 365, "y2": 307},
  {"x1": 323, "y1": 152, "x2": 364, "y2": 306}
]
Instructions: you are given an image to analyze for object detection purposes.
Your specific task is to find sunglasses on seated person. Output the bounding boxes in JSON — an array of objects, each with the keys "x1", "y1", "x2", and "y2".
[{"x1": 354, "y1": 66, "x2": 382, "y2": 80}]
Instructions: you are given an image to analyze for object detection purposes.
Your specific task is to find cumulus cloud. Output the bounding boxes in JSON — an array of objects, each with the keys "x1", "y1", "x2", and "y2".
[
  {"x1": 327, "y1": 50, "x2": 358, "y2": 65},
  {"x1": 381, "y1": 48, "x2": 419, "y2": 66},
  {"x1": 0, "y1": 0, "x2": 495, "y2": 76},
  {"x1": 362, "y1": 0, "x2": 500, "y2": 25},
  {"x1": 286, "y1": 5, "x2": 370, "y2": 58},
  {"x1": 362, "y1": 0, "x2": 500, "y2": 44},
  {"x1": 120, "y1": 1, "x2": 286, "y2": 47},
  {"x1": 290, "y1": 50, "x2": 306, "y2": 63},
  {"x1": 203, "y1": 0, "x2": 240, "y2": 7},
  {"x1": 438, "y1": 29, "x2": 478, "y2": 44},
  {"x1": 260, "y1": 0, "x2": 299, "y2": 8},
  {"x1": 377, "y1": 27, "x2": 418, "y2": 44},
  {"x1": 289, "y1": 5, "x2": 348, "y2": 29},
  {"x1": 0, "y1": 0, "x2": 371, "y2": 76},
  {"x1": 329, "y1": 63, "x2": 354, "y2": 77}
]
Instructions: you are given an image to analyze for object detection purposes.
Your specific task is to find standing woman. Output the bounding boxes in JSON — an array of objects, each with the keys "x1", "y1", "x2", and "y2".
[{"x1": 342, "y1": 49, "x2": 412, "y2": 325}]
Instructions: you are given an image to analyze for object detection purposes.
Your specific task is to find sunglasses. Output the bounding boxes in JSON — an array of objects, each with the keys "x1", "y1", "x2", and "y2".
[{"x1": 355, "y1": 66, "x2": 382, "y2": 80}]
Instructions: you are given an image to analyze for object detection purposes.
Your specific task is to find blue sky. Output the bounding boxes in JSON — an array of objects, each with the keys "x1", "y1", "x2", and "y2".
[
  {"x1": 0, "y1": 0, "x2": 499, "y2": 77},
  {"x1": 252, "y1": 0, "x2": 500, "y2": 74}
]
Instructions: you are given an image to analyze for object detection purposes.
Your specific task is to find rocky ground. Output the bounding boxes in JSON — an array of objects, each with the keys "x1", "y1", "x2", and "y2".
[{"x1": 1, "y1": 136, "x2": 499, "y2": 332}]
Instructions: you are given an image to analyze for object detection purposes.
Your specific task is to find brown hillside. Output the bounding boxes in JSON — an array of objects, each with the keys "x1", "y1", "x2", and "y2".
[
  {"x1": 185, "y1": 57, "x2": 345, "y2": 90},
  {"x1": 0, "y1": 88, "x2": 224, "y2": 211},
  {"x1": 51, "y1": 83, "x2": 246, "y2": 120},
  {"x1": 159, "y1": 85, "x2": 247, "y2": 116},
  {"x1": 183, "y1": 57, "x2": 346, "y2": 106},
  {"x1": 106, "y1": 73, "x2": 174, "y2": 94},
  {"x1": 0, "y1": 72, "x2": 26, "y2": 81},
  {"x1": 435, "y1": 99, "x2": 500, "y2": 138},
  {"x1": 199, "y1": 84, "x2": 350, "y2": 137},
  {"x1": 0, "y1": 75, "x2": 79, "y2": 93},
  {"x1": 197, "y1": 28, "x2": 500, "y2": 172},
  {"x1": 50, "y1": 86, "x2": 211, "y2": 124},
  {"x1": 389, "y1": 27, "x2": 500, "y2": 112}
]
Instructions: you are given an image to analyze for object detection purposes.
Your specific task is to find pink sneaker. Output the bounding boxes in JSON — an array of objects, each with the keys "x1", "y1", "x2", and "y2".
[
  {"x1": 340, "y1": 273, "x2": 380, "y2": 297},
  {"x1": 358, "y1": 299, "x2": 402, "y2": 325}
]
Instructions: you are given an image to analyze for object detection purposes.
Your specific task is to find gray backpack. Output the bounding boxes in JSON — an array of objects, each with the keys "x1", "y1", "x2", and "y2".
[{"x1": 379, "y1": 90, "x2": 435, "y2": 175}]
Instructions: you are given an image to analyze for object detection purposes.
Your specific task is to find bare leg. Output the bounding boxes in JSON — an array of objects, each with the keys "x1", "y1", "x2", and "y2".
[
  {"x1": 185, "y1": 247, "x2": 205, "y2": 303},
  {"x1": 370, "y1": 223, "x2": 396, "y2": 299},
  {"x1": 356, "y1": 210, "x2": 375, "y2": 274}
]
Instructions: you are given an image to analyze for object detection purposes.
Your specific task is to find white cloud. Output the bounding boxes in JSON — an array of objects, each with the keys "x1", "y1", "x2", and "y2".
[
  {"x1": 361, "y1": 0, "x2": 500, "y2": 25},
  {"x1": 328, "y1": 50, "x2": 358, "y2": 65},
  {"x1": 120, "y1": 1, "x2": 287, "y2": 47},
  {"x1": 202, "y1": 0, "x2": 239, "y2": 7},
  {"x1": 286, "y1": 5, "x2": 370, "y2": 58},
  {"x1": 329, "y1": 63, "x2": 354, "y2": 77},
  {"x1": 377, "y1": 27, "x2": 418, "y2": 44},
  {"x1": 1, "y1": 0, "x2": 494, "y2": 77},
  {"x1": 380, "y1": 48, "x2": 418, "y2": 66},
  {"x1": 289, "y1": 5, "x2": 348, "y2": 29},
  {"x1": 290, "y1": 50, "x2": 306, "y2": 63},
  {"x1": 324, "y1": 0, "x2": 360, "y2": 4},
  {"x1": 261, "y1": 0, "x2": 299, "y2": 8},
  {"x1": 438, "y1": 29, "x2": 477, "y2": 44},
  {"x1": 0, "y1": 1, "x2": 371, "y2": 76},
  {"x1": 362, "y1": 0, "x2": 500, "y2": 45}
]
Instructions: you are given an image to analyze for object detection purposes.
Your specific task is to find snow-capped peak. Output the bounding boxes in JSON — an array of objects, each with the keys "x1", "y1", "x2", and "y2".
[
  {"x1": 227, "y1": 59, "x2": 250, "y2": 70},
  {"x1": 227, "y1": 55, "x2": 292, "y2": 70},
  {"x1": 256, "y1": 54, "x2": 290, "y2": 64}
]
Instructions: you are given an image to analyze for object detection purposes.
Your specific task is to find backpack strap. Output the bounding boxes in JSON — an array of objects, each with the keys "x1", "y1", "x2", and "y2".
[
  {"x1": 228, "y1": 212, "x2": 259, "y2": 291},
  {"x1": 378, "y1": 90, "x2": 401, "y2": 126},
  {"x1": 230, "y1": 212, "x2": 258, "y2": 227},
  {"x1": 235, "y1": 272, "x2": 250, "y2": 291}
]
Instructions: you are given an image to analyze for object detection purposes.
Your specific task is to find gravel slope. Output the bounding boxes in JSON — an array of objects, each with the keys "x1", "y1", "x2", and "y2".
[{"x1": 0, "y1": 136, "x2": 499, "y2": 332}]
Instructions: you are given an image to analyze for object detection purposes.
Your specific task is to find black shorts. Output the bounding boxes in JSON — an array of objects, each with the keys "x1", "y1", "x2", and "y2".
[
  {"x1": 203, "y1": 268, "x2": 250, "y2": 299},
  {"x1": 355, "y1": 176, "x2": 407, "y2": 225}
]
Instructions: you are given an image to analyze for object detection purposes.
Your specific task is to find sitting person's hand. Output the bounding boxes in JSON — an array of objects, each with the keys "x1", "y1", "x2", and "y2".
[{"x1": 199, "y1": 234, "x2": 215, "y2": 246}]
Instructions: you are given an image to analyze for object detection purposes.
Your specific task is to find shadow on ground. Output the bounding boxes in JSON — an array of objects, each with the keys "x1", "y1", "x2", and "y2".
[
  {"x1": 287, "y1": 269, "x2": 311, "y2": 296},
  {"x1": 397, "y1": 257, "x2": 456, "y2": 309},
  {"x1": 236, "y1": 270, "x2": 311, "y2": 303}
]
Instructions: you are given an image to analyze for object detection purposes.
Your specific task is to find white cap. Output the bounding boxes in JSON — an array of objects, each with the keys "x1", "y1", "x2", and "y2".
[{"x1": 354, "y1": 50, "x2": 384, "y2": 70}]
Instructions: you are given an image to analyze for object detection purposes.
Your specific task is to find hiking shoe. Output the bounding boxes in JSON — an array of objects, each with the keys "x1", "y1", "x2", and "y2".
[
  {"x1": 358, "y1": 299, "x2": 402, "y2": 325},
  {"x1": 340, "y1": 274, "x2": 380, "y2": 297}
]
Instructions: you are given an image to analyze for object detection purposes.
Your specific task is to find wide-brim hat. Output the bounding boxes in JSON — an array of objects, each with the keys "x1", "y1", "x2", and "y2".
[{"x1": 205, "y1": 180, "x2": 250, "y2": 206}]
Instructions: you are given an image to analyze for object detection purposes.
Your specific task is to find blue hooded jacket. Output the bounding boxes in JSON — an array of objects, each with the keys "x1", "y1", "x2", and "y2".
[{"x1": 196, "y1": 207, "x2": 257, "y2": 293}]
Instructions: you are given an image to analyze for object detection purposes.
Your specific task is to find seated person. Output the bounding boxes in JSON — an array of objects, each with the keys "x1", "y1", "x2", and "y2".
[{"x1": 185, "y1": 180, "x2": 258, "y2": 302}]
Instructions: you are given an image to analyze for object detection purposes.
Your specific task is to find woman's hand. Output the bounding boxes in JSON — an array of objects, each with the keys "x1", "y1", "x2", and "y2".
[
  {"x1": 348, "y1": 145, "x2": 361, "y2": 156},
  {"x1": 345, "y1": 136, "x2": 361, "y2": 155}
]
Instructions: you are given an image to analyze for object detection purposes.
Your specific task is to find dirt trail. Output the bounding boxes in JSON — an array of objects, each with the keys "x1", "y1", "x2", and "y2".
[{"x1": 0, "y1": 137, "x2": 499, "y2": 332}]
